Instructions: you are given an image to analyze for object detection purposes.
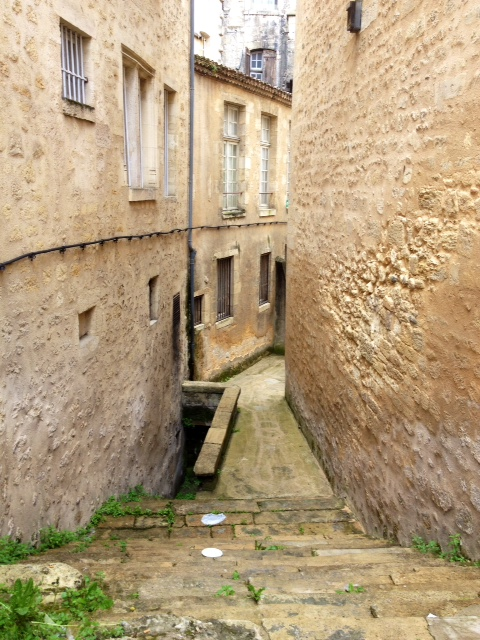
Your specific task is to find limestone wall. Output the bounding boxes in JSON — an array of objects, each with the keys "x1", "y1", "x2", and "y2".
[
  {"x1": 222, "y1": 0, "x2": 296, "y2": 90},
  {"x1": 193, "y1": 62, "x2": 290, "y2": 379},
  {"x1": 0, "y1": 0, "x2": 189, "y2": 540},
  {"x1": 287, "y1": 0, "x2": 480, "y2": 557}
]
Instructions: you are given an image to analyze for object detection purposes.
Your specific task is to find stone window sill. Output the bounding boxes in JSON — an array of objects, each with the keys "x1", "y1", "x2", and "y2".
[
  {"x1": 259, "y1": 302, "x2": 270, "y2": 313},
  {"x1": 129, "y1": 188, "x2": 157, "y2": 202},
  {"x1": 222, "y1": 210, "x2": 246, "y2": 219},
  {"x1": 259, "y1": 208, "x2": 276, "y2": 217},
  {"x1": 62, "y1": 99, "x2": 95, "y2": 123},
  {"x1": 194, "y1": 323, "x2": 205, "y2": 331},
  {"x1": 215, "y1": 317, "x2": 234, "y2": 329}
]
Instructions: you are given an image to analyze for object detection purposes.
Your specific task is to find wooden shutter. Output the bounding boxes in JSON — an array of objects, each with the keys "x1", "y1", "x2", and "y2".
[
  {"x1": 263, "y1": 50, "x2": 277, "y2": 86},
  {"x1": 245, "y1": 48, "x2": 251, "y2": 76}
]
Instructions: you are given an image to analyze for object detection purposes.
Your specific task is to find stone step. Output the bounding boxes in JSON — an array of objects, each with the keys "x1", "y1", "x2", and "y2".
[
  {"x1": 103, "y1": 583, "x2": 478, "y2": 619},
  {"x1": 262, "y1": 615, "x2": 433, "y2": 640}
]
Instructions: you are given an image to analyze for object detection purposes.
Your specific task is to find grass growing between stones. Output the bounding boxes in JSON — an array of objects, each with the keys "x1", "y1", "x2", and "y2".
[
  {"x1": 0, "y1": 486, "x2": 175, "y2": 566},
  {"x1": 0, "y1": 574, "x2": 124, "y2": 639},
  {"x1": 412, "y1": 533, "x2": 480, "y2": 566}
]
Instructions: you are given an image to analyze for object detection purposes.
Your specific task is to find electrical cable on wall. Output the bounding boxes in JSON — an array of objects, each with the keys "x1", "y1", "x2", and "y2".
[{"x1": 0, "y1": 221, "x2": 287, "y2": 272}]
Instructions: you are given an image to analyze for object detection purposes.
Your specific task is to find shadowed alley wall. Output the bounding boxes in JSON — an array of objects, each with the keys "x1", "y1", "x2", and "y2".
[
  {"x1": 286, "y1": 0, "x2": 480, "y2": 558},
  {"x1": 0, "y1": 0, "x2": 189, "y2": 540}
]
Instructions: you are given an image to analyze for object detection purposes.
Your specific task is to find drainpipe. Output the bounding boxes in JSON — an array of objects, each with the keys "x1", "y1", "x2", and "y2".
[{"x1": 188, "y1": 0, "x2": 196, "y2": 381}]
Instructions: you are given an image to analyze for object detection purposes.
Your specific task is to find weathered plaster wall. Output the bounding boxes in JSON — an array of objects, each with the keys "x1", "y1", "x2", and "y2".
[
  {"x1": 0, "y1": 0, "x2": 189, "y2": 540},
  {"x1": 193, "y1": 65, "x2": 290, "y2": 379},
  {"x1": 222, "y1": 0, "x2": 296, "y2": 89},
  {"x1": 287, "y1": 0, "x2": 480, "y2": 557}
]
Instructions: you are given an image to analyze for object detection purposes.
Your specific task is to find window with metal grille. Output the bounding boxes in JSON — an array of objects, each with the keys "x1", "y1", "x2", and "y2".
[
  {"x1": 61, "y1": 25, "x2": 88, "y2": 104},
  {"x1": 217, "y1": 257, "x2": 233, "y2": 321},
  {"x1": 193, "y1": 295, "x2": 203, "y2": 326},
  {"x1": 223, "y1": 105, "x2": 241, "y2": 210},
  {"x1": 260, "y1": 115, "x2": 271, "y2": 208},
  {"x1": 259, "y1": 253, "x2": 270, "y2": 305}
]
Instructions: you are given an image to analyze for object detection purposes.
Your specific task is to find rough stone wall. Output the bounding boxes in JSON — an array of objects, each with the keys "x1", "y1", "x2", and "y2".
[
  {"x1": 287, "y1": 0, "x2": 480, "y2": 558},
  {"x1": 222, "y1": 0, "x2": 296, "y2": 89},
  {"x1": 0, "y1": 0, "x2": 189, "y2": 540},
  {"x1": 193, "y1": 69, "x2": 290, "y2": 380}
]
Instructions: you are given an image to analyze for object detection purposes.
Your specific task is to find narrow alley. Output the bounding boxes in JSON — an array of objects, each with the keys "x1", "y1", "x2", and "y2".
[{"x1": 16, "y1": 356, "x2": 480, "y2": 640}]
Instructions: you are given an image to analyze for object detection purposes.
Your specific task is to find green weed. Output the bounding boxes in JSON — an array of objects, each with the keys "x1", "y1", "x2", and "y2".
[
  {"x1": 232, "y1": 570, "x2": 240, "y2": 581},
  {"x1": 336, "y1": 583, "x2": 365, "y2": 594},
  {"x1": 246, "y1": 583, "x2": 265, "y2": 604},
  {"x1": 412, "y1": 534, "x2": 476, "y2": 565},
  {"x1": 0, "y1": 538, "x2": 35, "y2": 565},
  {"x1": 215, "y1": 585, "x2": 235, "y2": 597},
  {"x1": 0, "y1": 485, "x2": 176, "y2": 566},
  {"x1": 255, "y1": 539, "x2": 284, "y2": 551},
  {"x1": 0, "y1": 575, "x2": 120, "y2": 639}
]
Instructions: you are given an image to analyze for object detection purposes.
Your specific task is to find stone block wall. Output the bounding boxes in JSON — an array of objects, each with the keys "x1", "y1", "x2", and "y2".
[
  {"x1": 0, "y1": 0, "x2": 189, "y2": 540},
  {"x1": 287, "y1": 0, "x2": 480, "y2": 557}
]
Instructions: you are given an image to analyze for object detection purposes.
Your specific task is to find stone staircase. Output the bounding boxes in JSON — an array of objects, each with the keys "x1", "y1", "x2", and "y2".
[{"x1": 31, "y1": 495, "x2": 480, "y2": 639}]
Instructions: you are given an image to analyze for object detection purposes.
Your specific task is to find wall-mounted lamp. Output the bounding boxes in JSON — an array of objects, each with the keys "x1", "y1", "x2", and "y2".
[{"x1": 347, "y1": 1, "x2": 362, "y2": 33}]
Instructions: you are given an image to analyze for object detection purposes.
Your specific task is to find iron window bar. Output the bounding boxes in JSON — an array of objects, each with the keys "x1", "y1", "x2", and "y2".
[{"x1": 61, "y1": 25, "x2": 88, "y2": 105}]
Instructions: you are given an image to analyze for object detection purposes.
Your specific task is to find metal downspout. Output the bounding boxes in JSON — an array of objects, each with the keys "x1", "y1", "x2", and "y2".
[{"x1": 187, "y1": 0, "x2": 196, "y2": 381}]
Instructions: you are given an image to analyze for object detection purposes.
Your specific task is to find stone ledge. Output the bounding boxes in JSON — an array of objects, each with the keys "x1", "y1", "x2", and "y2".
[{"x1": 193, "y1": 385, "x2": 241, "y2": 477}]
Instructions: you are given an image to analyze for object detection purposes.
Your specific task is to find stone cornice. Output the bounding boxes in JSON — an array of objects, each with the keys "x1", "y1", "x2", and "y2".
[{"x1": 194, "y1": 55, "x2": 292, "y2": 107}]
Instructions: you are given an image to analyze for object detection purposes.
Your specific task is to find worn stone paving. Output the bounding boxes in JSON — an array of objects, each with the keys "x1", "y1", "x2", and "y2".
[
  {"x1": 12, "y1": 355, "x2": 480, "y2": 639},
  {"x1": 199, "y1": 355, "x2": 333, "y2": 501}
]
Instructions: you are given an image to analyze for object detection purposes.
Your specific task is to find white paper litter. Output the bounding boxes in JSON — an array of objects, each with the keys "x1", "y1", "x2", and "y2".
[
  {"x1": 201, "y1": 547, "x2": 223, "y2": 558},
  {"x1": 426, "y1": 614, "x2": 438, "y2": 619},
  {"x1": 201, "y1": 513, "x2": 227, "y2": 526}
]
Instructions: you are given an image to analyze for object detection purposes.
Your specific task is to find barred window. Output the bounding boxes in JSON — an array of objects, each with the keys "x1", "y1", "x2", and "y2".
[
  {"x1": 259, "y1": 253, "x2": 270, "y2": 305},
  {"x1": 217, "y1": 257, "x2": 233, "y2": 321},
  {"x1": 61, "y1": 24, "x2": 88, "y2": 104}
]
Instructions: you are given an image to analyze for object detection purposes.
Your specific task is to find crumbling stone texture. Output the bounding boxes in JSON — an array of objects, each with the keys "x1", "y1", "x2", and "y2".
[{"x1": 287, "y1": 0, "x2": 480, "y2": 557}]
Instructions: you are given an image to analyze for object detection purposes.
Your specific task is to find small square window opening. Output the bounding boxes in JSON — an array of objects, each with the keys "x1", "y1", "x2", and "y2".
[
  {"x1": 149, "y1": 276, "x2": 159, "y2": 323},
  {"x1": 79, "y1": 307, "x2": 94, "y2": 342}
]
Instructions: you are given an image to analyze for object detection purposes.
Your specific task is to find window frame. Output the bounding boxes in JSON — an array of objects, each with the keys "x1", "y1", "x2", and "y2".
[
  {"x1": 223, "y1": 105, "x2": 242, "y2": 211},
  {"x1": 217, "y1": 257, "x2": 234, "y2": 322},
  {"x1": 164, "y1": 88, "x2": 176, "y2": 196},
  {"x1": 122, "y1": 49, "x2": 157, "y2": 197},
  {"x1": 260, "y1": 115, "x2": 271, "y2": 208},
  {"x1": 259, "y1": 253, "x2": 271, "y2": 305},
  {"x1": 193, "y1": 294, "x2": 204, "y2": 327},
  {"x1": 61, "y1": 24, "x2": 89, "y2": 105},
  {"x1": 250, "y1": 51, "x2": 263, "y2": 80}
]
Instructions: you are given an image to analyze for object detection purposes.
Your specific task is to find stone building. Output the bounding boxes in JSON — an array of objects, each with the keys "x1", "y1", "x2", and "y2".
[
  {"x1": 287, "y1": 0, "x2": 480, "y2": 558},
  {"x1": 195, "y1": 0, "x2": 296, "y2": 91},
  {"x1": 0, "y1": 0, "x2": 190, "y2": 539},
  {"x1": 192, "y1": 56, "x2": 291, "y2": 380}
]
